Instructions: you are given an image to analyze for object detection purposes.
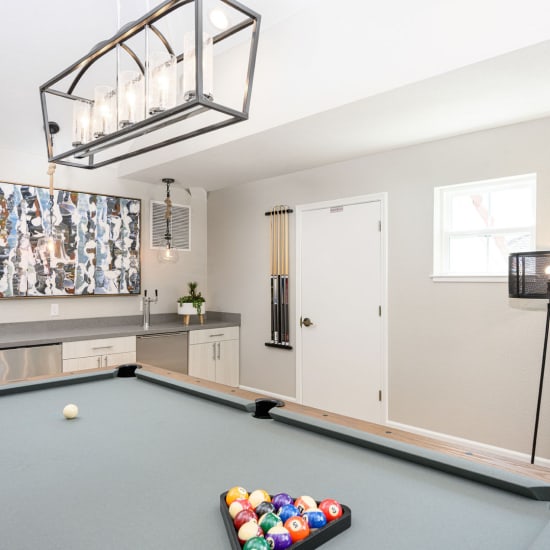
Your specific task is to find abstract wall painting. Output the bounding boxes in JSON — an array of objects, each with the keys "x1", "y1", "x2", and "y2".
[{"x1": 0, "y1": 181, "x2": 141, "y2": 298}]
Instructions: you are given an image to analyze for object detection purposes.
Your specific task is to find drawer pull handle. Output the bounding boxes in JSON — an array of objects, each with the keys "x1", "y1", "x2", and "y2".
[
  {"x1": 209, "y1": 334, "x2": 224, "y2": 338},
  {"x1": 92, "y1": 346, "x2": 114, "y2": 350}
]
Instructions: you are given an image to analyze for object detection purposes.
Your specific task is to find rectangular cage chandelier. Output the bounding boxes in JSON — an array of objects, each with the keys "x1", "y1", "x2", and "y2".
[{"x1": 39, "y1": 0, "x2": 261, "y2": 169}]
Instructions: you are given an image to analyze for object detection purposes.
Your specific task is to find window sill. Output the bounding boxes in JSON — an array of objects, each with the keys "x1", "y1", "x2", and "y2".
[{"x1": 431, "y1": 275, "x2": 507, "y2": 283}]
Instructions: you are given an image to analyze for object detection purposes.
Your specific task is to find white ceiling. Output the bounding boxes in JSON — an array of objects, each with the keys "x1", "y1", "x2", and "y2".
[{"x1": 3, "y1": 1, "x2": 550, "y2": 190}]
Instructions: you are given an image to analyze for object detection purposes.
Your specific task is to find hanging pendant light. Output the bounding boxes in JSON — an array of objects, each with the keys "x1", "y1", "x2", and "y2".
[
  {"x1": 37, "y1": 163, "x2": 71, "y2": 273},
  {"x1": 157, "y1": 178, "x2": 179, "y2": 264},
  {"x1": 39, "y1": 0, "x2": 261, "y2": 169}
]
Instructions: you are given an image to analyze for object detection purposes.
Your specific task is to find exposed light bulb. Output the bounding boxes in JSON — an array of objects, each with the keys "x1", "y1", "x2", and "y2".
[
  {"x1": 209, "y1": 8, "x2": 229, "y2": 30},
  {"x1": 157, "y1": 243, "x2": 179, "y2": 264}
]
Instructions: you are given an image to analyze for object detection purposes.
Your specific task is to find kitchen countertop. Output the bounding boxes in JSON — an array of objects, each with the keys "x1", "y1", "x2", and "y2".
[{"x1": 0, "y1": 312, "x2": 240, "y2": 349}]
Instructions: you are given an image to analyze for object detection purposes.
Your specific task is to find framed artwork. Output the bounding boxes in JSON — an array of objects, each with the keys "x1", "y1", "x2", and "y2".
[{"x1": 0, "y1": 181, "x2": 141, "y2": 298}]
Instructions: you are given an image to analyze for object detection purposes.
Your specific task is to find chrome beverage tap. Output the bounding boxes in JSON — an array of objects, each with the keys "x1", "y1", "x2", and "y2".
[{"x1": 142, "y1": 289, "x2": 158, "y2": 329}]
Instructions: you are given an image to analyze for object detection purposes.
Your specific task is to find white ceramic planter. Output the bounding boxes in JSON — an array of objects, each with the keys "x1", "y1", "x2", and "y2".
[
  {"x1": 177, "y1": 302, "x2": 206, "y2": 315},
  {"x1": 177, "y1": 303, "x2": 195, "y2": 315}
]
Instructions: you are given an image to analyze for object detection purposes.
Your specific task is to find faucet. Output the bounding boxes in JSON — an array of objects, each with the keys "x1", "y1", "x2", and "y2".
[{"x1": 142, "y1": 289, "x2": 158, "y2": 329}]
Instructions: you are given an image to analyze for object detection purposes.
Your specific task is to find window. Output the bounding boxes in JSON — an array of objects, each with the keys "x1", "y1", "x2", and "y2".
[{"x1": 433, "y1": 174, "x2": 536, "y2": 279}]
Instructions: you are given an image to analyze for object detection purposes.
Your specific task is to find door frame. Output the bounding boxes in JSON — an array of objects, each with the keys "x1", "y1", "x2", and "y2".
[{"x1": 295, "y1": 192, "x2": 389, "y2": 424}]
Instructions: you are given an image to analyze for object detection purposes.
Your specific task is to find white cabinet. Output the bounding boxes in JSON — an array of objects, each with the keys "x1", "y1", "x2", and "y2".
[
  {"x1": 188, "y1": 327, "x2": 239, "y2": 386},
  {"x1": 62, "y1": 336, "x2": 136, "y2": 373}
]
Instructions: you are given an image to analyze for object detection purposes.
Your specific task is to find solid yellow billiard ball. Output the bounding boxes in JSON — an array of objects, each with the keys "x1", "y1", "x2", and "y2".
[{"x1": 63, "y1": 404, "x2": 79, "y2": 419}]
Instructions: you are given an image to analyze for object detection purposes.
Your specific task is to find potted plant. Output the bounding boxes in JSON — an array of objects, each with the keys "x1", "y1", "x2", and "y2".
[{"x1": 177, "y1": 282, "x2": 206, "y2": 323}]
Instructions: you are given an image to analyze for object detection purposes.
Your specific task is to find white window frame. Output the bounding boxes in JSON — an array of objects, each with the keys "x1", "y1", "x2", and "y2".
[{"x1": 433, "y1": 174, "x2": 536, "y2": 282}]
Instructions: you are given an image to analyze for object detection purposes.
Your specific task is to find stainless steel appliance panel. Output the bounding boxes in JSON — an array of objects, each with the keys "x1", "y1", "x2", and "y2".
[
  {"x1": 0, "y1": 344, "x2": 62, "y2": 383},
  {"x1": 136, "y1": 332, "x2": 188, "y2": 374}
]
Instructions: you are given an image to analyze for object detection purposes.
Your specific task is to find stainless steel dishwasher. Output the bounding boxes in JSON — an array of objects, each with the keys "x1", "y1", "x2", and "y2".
[
  {"x1": 136, "y1": 332, "x2": 188, "y2": 374},
  {"x1": 0, "y1": 343, "x2": 62, "y2": 383}
]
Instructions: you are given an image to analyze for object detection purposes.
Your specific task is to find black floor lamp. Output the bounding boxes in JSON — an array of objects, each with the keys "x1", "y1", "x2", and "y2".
[{"x1": 509, "y1": 251, "x2": 550, "y2": 464}]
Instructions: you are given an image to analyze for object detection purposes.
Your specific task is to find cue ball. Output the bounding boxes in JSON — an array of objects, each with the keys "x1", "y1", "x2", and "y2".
[{"x1": 63, "y1": 404, "x2": 79, "y2": 419}]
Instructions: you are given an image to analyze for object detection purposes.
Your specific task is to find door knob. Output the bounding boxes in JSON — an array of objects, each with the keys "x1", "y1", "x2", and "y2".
[{"x1": 301, "y1": 317, "x2": 313, "y2": 327}]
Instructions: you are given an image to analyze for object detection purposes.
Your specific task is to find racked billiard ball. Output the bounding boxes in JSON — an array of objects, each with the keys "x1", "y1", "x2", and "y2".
[
  {"x1": 294, "y1": 495, "x2": 317, "y2": 514},
  {"x1": 319, "y1": 498, "x2": 343, "y2": 522},
  {"x1": 243, "y1": 537, "x2": 270, "y2": 550},
  {"x1": 234, "y1": 509, "x2": 258, "y2": 530},
  {"x1": 255, "y1": 501, "x2": 276, "y2": 517},
  {"x1": 271, "y1": 492, "x2": 293, "y2": 510},
  {"x1": 265, "y1": 526, "x2": 293, "y2": 550},
  {"x1": 226, "y1": 486, "x2": 249, "y2": 506},
  {"x1": 229, "y1": 498, "x2": 253, "y2": 519},
  {"x1": 278, "y1": 504, "x2": 300, "y2": 523},
  {"x1": 249, "y1": 489, "x2": 271, "y2": 509},
  {"x1": 303, "y1": 509, "x2": 327, "y2": 530},
  {"x1": 258, "y1": 512, "x2": 282, "y2": 534},
  {"x1": 284, "y1": 515, "x2": 310, "y2": 542},
  {"x1": 237, "y1": 521, "x2": 263, "y2": 546}
]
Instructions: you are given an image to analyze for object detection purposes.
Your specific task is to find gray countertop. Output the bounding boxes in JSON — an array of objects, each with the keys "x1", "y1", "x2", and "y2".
[{"x1": 0, "y1": 312, "x2": 240, "y2": 349}]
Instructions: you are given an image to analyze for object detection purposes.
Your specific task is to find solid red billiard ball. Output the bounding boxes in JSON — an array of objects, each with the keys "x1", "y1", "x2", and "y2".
[
  {"x1": 319, "y1": 499, "x2": 343, "y2": 522},
  {"x1": 284, "y1": 515, "x2": 310, "y2": 542},
  {"x1": 234, "y1": 509, "x2": 258, "y2": 530}
]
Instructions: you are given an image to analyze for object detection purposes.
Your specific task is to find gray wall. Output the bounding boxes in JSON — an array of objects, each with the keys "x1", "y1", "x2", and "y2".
[
  {"x1": 0, "y1": 148, "x2": 207, "y2": 322},
  {"x1": 207, "y1": 116, "x2": 550, "y2": 459}
]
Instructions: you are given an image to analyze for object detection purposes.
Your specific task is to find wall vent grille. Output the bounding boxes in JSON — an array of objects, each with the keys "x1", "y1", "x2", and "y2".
[{"x1": 150, "y1": 201, "x2": 190, "y2": 250}]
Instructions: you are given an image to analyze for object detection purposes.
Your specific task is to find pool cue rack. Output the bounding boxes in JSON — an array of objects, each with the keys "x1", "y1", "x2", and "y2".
[{"x1": 265, "y1": 206, "x2": 293, "y2": 350}]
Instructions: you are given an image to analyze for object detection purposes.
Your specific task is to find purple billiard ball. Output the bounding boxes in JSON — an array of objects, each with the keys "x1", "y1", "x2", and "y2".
[
  {"x1": 271, "y1": 492, "x2": 294, "y2": 510},
  {"x1": 303, "y1": 509, "x2": 327, "y2": 530},
  {"x1": 265, "y1": 526, "x2": 293, "y2": 549},
  {"x1": 278, "y1": 504, "x2": 301, "y2": 523}
]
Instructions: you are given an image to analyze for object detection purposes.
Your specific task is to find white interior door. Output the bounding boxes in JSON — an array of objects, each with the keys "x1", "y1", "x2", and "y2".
[{"x1": 298, "y1": 197, "x2": 384, "y2": 423}]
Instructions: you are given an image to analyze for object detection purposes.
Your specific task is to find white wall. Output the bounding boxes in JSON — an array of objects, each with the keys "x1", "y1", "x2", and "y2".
[
  {"x1": 0, "y1": 147, "x2": 207, "y2": 322},
  {"x1": 207, "y1": 116, "x2": 550, "y2": 459}
]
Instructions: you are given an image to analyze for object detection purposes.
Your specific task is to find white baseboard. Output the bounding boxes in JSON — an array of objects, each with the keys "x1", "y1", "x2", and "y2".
[
  {"x1": 387, "y1": 419, "x2": 550, "y2": 468},
  {"x1": 239, "y1": 384, "x2": 297, "y2": 403}
]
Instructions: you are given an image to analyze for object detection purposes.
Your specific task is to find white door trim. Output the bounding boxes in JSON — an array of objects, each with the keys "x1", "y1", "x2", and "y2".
[{"x1": 295, "y1": 192, "x2": 389, "y2": 423}]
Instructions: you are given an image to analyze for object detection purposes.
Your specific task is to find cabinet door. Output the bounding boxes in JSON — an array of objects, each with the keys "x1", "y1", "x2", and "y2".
[
  {"x1": 63, "y1": 336, "x2": 135, "y2": 360},
  {"x1": 104, "y1": 351, "x2": 136, "y2": 367},
  {"x1": 63, "y1": 356, "x2": 105, "y2": 373},
  {"x1": 215, "y1": 339, "x2": 239, "y2": 387},
  {"x1": 188, "y1": 343, "x2": 216, "y2": 381}
]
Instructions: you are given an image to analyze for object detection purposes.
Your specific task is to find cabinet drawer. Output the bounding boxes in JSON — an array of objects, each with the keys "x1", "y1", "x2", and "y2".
[
  {"x1": 63, "y1": 336, "x2": 136, "y2": 359},
  {"x1": 188, "y1": 326, "x2": 239, "y2": 345}
]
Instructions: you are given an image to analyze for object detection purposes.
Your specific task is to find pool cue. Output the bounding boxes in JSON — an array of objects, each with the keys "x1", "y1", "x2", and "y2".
[
  {"x1": 283, "y1": 207, "x2": 289, "y2": 344},
  {"x1": 269, "y1": 209, "x2": 275, "y2": 343},
  {"x1": 276, "y1": 206, "x2": 282, "y2": 344},
  {"x1": 278, "y1": 206, "x2": 286, "y2": 344},
  {"x1": 271, "y1": 206, "x2": 279, "y2": 343}
]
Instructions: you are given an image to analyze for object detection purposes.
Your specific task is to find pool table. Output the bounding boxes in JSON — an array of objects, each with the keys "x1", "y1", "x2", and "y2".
[{"x1": 1, "y1": 366, "x2": 550, "y2": 550}]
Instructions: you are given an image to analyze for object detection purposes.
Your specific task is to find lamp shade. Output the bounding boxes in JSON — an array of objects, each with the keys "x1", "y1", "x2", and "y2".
[{"x1": 509, "y1": 251, "x2": 550, "y2": 298}]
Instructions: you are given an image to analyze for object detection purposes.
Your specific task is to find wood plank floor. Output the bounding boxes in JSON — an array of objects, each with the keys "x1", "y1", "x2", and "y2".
[{"x1": 141, "y1": 365, "x2": 550, "y2": 484}]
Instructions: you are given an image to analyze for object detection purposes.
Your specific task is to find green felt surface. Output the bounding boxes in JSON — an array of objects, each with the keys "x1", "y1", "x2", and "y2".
[{"x1": 1, "y1": 375, "x2": 549, "y2": 549}]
